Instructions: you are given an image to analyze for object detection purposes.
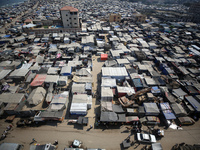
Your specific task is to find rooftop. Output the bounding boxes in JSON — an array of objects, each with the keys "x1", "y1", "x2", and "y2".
[{"x1": 60, "y1": 6, "x2": 78, "y2": 12}]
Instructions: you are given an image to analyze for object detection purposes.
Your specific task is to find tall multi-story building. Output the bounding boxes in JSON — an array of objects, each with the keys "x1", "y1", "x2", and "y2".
[
  {"x1": 60, "y1": 6, "x2": 79, "y2": 28},
  {"x1": 109, "y1": 13, "x2": 121, "y2": 22}
]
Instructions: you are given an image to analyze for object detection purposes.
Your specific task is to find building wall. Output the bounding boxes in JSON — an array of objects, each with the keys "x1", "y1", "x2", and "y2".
[
  {"x1": 135, "y1": 14, "x2": 146, "y2": 23},
  {"x1": 109, "y1": 14, "x2": 121, "y2": 22},
  {"x1": 60, "y1": 10, "x2": 79, "y2": 28}
]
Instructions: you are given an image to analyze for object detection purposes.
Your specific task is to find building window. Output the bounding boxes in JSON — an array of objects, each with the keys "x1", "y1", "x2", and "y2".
[
  {"x1": 66, "y1": 14, "x2": 68, "y2": 16},
  {"x1": 118, "y1": 17, "x2": 120, "y2": 19},
  {"x1": 74, "y1": 12, "x2": 77, "y2": 15},
  {"x1": 69, "y1": 17, "x2": 71, "y2": 19},
  {"x1": 68, "y1": 24, "x2": 69, "y2": 26},
  {"x1": 70, "y1": 12, "x2": 73, "y2": 15},
  {"x1": 74, "y1": 23, "x2": 77, "y2": 24},
  {"x1": 74, "y1": 18, "x2": 76, "y2": 20},
  {"x1": 67, "y1": 19, "x2": 68, "y2": 21}
]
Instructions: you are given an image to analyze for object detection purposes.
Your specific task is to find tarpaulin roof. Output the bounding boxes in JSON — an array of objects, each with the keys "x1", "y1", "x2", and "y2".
[
  {"x1": 101, "y1": 101, "x2": 113, "y2": 112},
  {"x1": 185, "y1": 96, "x2": 200, "y2": 112},
  {"x1": 0, "y1": 70, "x2": 12, "y2": 80},
  {"x1": 144, "y1": 103, "x2": 160, "y2": 114},
  {"x1": 126, "y1": 116, "x2": 139, "y2": 123},
  {"x1": 71, "y1": 83, "x2": 86, "y2": 94},
  {"x1": 9, "y1": 69, "x2": 29, "y2": 78},
  {"x1": 163, "y1": 110, "x2": 176, "y2": 120},
  {"x1": 102, "y1": 67, "x2": 128, "y2": 77},
  {"x1": 0, "y1": 93, "x2": 24, "y2": 103},
  {"x1": 160, "y1": 102, "x2": 171, "y2": 110},
  {"x1": 45, "y1": 75, "x2": 59, "y2": 83},
  {"x1": 112, "y1": 104, "x2": 124, "y2": 113},
  {"x1": 30, "y1": 74, "x2": 47, "y2": 86},
  {"x1": 100, "y1": 111, "x2": 118, "y2": 122},
  {"x1": 171, "y1": 103, "x2": 187, "y2": 116},
  {"x1": 101, "y1": 78, "x2": 116, "y2": 87}
]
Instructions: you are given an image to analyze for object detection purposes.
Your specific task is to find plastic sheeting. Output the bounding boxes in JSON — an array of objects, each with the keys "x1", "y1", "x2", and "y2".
[{"x1": 30, "y1": 74, "x2": 47, "y2": 86}]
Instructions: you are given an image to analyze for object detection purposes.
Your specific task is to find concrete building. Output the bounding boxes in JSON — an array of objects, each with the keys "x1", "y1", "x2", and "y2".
[
  {"x1": 133, "y1": 13, "x2": 146, "y2": 23},
  {"x1": 109, "y1": 13, "x2": 121, "y2": 22},
  {"x1": 60, "y1": 6, "x2": 79, "y2": 28}
]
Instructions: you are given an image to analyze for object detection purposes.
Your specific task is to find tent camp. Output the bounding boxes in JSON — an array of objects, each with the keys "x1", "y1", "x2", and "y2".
[
  {"x1": 27, "y1": 87, "x2": 46, "y2": 106},
  {"x1": 144, "y1": 103, "x2": 160, "y2": 116}
]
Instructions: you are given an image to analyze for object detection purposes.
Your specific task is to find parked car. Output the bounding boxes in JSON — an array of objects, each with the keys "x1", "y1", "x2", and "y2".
[{"x1": 137, "y1": 133, "x2": 156, "y2": 143}]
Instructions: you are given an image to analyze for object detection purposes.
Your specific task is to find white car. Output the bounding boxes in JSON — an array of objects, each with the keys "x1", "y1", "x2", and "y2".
[{"x1": 137, "y1": 133, "x2": 157, "y2": 143}]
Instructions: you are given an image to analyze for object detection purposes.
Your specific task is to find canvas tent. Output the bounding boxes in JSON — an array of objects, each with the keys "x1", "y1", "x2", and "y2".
[{"x1": 27, "y1": 87, "x2": 46, "y2": 106}]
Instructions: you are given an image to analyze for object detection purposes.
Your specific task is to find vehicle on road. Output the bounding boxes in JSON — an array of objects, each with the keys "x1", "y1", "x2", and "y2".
[{"x1": 137, "y1": 133, "x2": 157, "y2": 143}]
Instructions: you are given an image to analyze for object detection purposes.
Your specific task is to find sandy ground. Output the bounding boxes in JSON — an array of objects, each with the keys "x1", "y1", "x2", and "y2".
[{"x1": 0, "y1": 56, "x2": 200, "y2": 150}]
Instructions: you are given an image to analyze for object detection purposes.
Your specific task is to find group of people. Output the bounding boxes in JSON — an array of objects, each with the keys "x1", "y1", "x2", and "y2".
[{"x1": 1, "y1": 124, "x2": 12, "y2": 140}]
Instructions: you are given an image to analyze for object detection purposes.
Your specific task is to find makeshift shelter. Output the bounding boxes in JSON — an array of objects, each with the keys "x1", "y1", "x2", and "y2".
[
  {"x1": 8, "y1": 69, "x2": 29, "y2": 80},
  {"x1": 117, "y1": 86, "x2": 135, "y2": 97},
  {"x1": 35, "y1": 55, "x2": 44, "y2": 64},
  {"x1": 70, "y1": 103, "x2": 87, "y2": 115},
  {"x1": 160, "y1": 102, "x2": 176, "y2": 120},
  {"x1": 101, "y1": 101, "x2": 113, "y2": 112},
  {"x1": 27, "y1": 87, "x2": 46, "y2": 106},
  {"x1": 101, "y1": 78, "x2": 117, "y2": 87},
  {"x1": 34, "y1": 110, "x2": 64, "y2": 121},
  {"x1": 30, "y1": 74, "x2": 47, "y2": 87},
  {"x1": 178, "y1": 117, "x2": 195, "y2": 125},
  {"x1": 76, "y1": 68, "x2": 92, "y2": 77},
  {"x1": 0, "y1": 143, "x2": 23, "y2": 150},
  {"x1": 77, "y1": 116, "x2": 88, "y2": 125},
  {"x1": 102, "y1": 67, "x2": 128, "y2": 80},
  {"x1": 0, "y1": 70, "x2": 12, "y2": 80},
  {"x1": 132, "y1": 78, "x2": 143, "y2": 91},
  {"x1": 71, "y1": 83, "x2": 86, "y2": 94},
  {"x1": 60, "y1": 66, "x2": 72, "y2": 76},
  {"x1": 0, "y1": 93, "x2": 25, "y2": 104},
  {"x1": 47, "y1": 67, "x2": 59, "y2": 75},
  {"x1": 48, "y1": 92, "x2": 69, "y2": 111},
  {"x1": 126, "y1": 116, "x2": 139, "y2": 123},
  {"x1": 44, "y1": 75, "x2": 59, "y2": 83},
  {"x1": 144, "y1": 103, "x2": 160, "y2": 116},
  {"x1": 100, "y1": 111, "x2": 118, "y2": 122},
  {"x1": 72, "y1": 76, "x2": 93, "y2": 83},
  {"x1": 72, "y1": 94, "x2": 92, "y2": 109},
  {"x1": 172, "y1": 88, "x2": 187, "y2": 99},
  {"x1": 112, "y1": 104, "x2": 125, "y2": 113},
  {"x1": 152, "y1": 143, "x2": 163, "y2": 150},
  {"x1": 185, "y1": 96, "x2": 200, "y2": 113},
  {"x1": 171, "y1": 103, "x2": 187, "y2": 117},
  {"x1": 101, "y1": 87, "x2": 113, "y2": 101},
  {"x1": 101, "y1": 54, "x2": 108, "y2": 61}
]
